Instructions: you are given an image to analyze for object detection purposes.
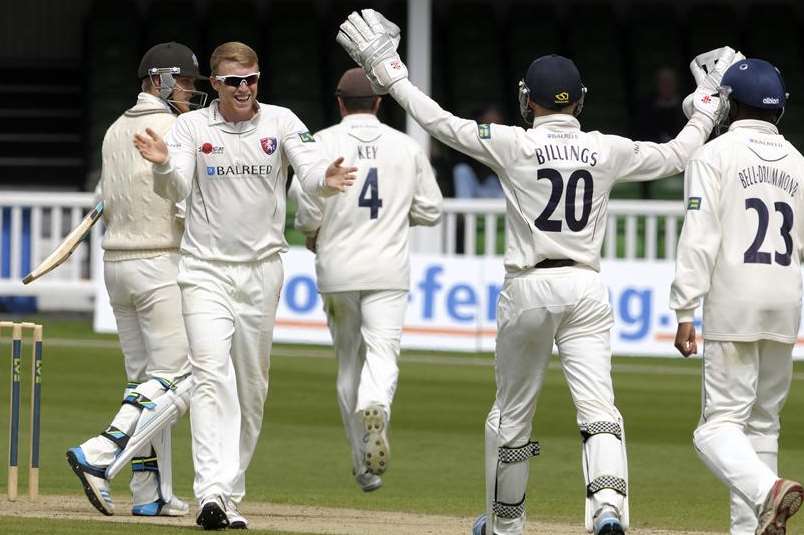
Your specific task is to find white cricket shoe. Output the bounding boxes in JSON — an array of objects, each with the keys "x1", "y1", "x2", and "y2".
[
  {"x1": 756, "y1": 479, "x2": 803, "y2": 535},
  {"x1": 226, "y1": 499, "x2": 249, "y2": 529},
  {"x1": 361, "y1": 404, "x2": 390, "y2": 475},
  {"x1": 132, "y1": 495, "x2": 190, "y2": 516},
  {"x1": 593, "y1": 504, "x2": 625, "y2": 535},
  {"x1": 66, "y1": 447, "x2": 114, "y2": 516},
  {"x1": 355, "y1": 470, "x2": 383, "y2": 492}
]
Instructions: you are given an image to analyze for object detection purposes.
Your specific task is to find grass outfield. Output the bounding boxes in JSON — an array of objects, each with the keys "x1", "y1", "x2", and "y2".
[{"x1": 0, "y1": 316, "x2": 802, "y2": 533}]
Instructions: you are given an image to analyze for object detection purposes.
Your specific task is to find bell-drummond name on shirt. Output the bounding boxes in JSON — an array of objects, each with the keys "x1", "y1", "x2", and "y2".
[{"x1": 738, "y1": 164, "x2": 799, "y2": 197}]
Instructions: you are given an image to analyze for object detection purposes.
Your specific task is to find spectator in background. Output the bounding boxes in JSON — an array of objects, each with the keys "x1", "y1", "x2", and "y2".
[
  {"x1": 635, "y1": 67, "x2": 686, "y2": 143},
  {"x1": 633, "y1": 67, "x2": 687, "y2": 198},
  {"x1": 452, "y1": 106, "x2": 504, "y2": 199}
]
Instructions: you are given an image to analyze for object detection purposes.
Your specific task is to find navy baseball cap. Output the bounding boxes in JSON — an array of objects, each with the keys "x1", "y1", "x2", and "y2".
[
  {"x1": 721, "y1": 58, "x2": 787, "y2": 110},
  {"x1": 524, "y1": 55, "x2": 585, "y2": 110}
]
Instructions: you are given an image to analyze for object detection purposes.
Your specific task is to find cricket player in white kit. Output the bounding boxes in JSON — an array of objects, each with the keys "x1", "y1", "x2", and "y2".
[
  {"x1": 671, "y1": 59, "x2": 804, "y2": 535},
  {"x1": 292, "y1": 68, "x2": 443, "y2": 492},
  {"x1": 337, "y1": 10, "x2": 738, "y2": 535},
  {"x1": 134, "y1": 42, "x2": 357, "y2": 530},
  {"x1": 66, "y1": 42, "x2": 207, "y2": 518}
]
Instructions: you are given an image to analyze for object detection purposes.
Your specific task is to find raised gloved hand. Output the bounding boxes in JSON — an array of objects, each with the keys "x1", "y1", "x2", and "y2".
[
  {"x1": 682, "y1": 46, "x2": 745, "y2": 120},
  {"x1": 336, "y1": 9, "x2": 407, "y2": 94}
]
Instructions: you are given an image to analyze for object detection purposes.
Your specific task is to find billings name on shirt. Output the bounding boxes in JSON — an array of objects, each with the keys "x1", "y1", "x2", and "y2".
[
  {"x1": 535, "y1": 144, "x2": 599, "y2": 167},
  {"x1": 206, "y1": 164, "x2": 273, "y2": 177},
  {"x1": 738, "y1": 165, "x2": 799, "y2": 197}
]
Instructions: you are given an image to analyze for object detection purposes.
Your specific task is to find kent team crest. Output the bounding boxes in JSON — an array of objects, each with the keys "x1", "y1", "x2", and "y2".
[{"x1": 260, "y1": 137, "x2": 278, "y2": 155}]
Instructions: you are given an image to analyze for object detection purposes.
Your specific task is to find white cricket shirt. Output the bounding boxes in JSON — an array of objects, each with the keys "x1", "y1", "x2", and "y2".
[
  {"x1": 292, "y1": 113, "x2": 443, "y2": 292},
  {"x1": 153, "y1": 99, "x2": 331, "y2": 262},
  {"x1": 670, "y1": 120, "x2": 804, "y2": 343},
  {"x1": 389, "y1": 79, "x2": 714, "y2": 274}
]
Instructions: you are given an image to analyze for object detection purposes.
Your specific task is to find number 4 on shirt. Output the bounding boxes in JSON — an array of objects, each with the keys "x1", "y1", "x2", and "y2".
[{"x1": 359, "y1": 167, "x2": 383, "y2": 219}]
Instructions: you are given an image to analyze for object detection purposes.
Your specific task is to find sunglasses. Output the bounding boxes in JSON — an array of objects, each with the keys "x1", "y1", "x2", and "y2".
[{"x1": 214, "y1": 72, "x2": 260, "y2": 87}]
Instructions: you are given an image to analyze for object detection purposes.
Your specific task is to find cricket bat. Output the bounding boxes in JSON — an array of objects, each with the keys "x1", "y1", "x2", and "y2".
[{"x1": 22, "y1": 201, "x2": 104, "y2": 284}]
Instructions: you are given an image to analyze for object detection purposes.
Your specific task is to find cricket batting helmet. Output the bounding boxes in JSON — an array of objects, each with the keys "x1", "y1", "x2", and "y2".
[
  {"x1": 518, "y1": 54, "x2": 587, "y2": 123},
  {"x1": 138, "y1": 42, "x2": 208, "y2": 112},
  {"x1": 719, "y1": 58, "x2": 787, "y2": 125}
]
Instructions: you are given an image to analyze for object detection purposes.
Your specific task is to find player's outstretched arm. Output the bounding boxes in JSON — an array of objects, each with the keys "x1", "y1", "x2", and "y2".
[
  {"x1": 283, "y1": 113, "x2": 356, "y2": 197},
  {"x1": 337, "y1": 9, "x2": 507, "y2": 171},
  {"x1": 613, "y1": 46, "x2": 743, "y2": 183}
]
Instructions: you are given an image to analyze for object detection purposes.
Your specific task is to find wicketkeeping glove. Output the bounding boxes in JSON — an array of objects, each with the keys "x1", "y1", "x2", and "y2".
[
  {"x1": 682, "y1": 46, "x2": 745, "y2": 120},
  {"x1": 337, "y1": 9, "x2": 408, "y2": 94}
]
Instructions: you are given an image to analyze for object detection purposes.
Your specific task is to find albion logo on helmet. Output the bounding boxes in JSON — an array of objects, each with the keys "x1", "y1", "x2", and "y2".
[
  {"x1": 554, "y1": 92, "x2": 570, "y2": 104},
  {"x1": 763, "y1": 97, "x2": 780, "y2": 105}
]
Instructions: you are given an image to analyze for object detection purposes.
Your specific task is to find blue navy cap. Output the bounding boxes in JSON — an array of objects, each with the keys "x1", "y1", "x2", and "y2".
[
  {"x1": 721, "y1": 58, "x2": 786, "y2": 110},
  {"x1": 524, "y1": 55, "x2": 584, "y2": 110}
]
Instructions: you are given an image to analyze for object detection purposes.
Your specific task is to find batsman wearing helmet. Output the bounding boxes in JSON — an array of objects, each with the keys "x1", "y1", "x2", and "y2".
[
  {"x1": 671, "y1": 58, "x2": 804, "y2": 535},
  {"x1": 337, "y1": 10, "x2": 742, "y2": 535},
  {"x1": 66, "y1": 42, "x2": 207, "y2": 517}
]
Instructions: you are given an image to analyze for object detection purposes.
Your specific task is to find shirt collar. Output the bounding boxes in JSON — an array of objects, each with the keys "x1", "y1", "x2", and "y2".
[
  {"x1": 729, "y1": 119, "x2": 779, "y2": 136},
  {"x1": 135, "y1": 92, "x2": 171, "y2": 112},
  {"x1": 341, "y1": 113, "x2": 380, "y2": 124},
  {"x1": 531, "y1": 113, "x2": 581, "y2": 130},
  {"x1": 207, "y1": 99, "x2": 261, "y2": 129}
]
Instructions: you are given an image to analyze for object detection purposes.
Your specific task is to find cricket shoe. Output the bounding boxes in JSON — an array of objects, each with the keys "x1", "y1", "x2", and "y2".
[
  {"x1": 132, "y1": 495, "x2": 190, "y2": 516},
  {"x1": 66, "y1": 447, "x2": 114, "y2": 515},
  {"x1": 756, "y1": 479, "x2": 804, "y2": 535},
  {"x1": 361, "y1": 404, "x2": 389, "y2": 475},
  {"x1": 355, "y1": 469, "x2": 383, "y2": 492},
  {"x1": 472, "y1": 513, "x2": 488, "y2": 535},
  {"x1": 196, "y1": 495, "x2": 229, "y2": 531},
  {"x1": 593, "y1": 505, "x2": 625, "y2": 535},
  {"x1": 226, "y1": 499, "x2": 249, "y2": 529}
]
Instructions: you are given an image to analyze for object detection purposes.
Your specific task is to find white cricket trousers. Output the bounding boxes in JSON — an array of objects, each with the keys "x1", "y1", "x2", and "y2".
[
  {"x1": 104, "y1": 253, "x2": 190, "y2": 383},
  {"x1": 323, "y1": 290, "x2": 408, "y2": 474},
  {"x1": 693, "y1": 340, "x2": 793, "y2": 535},
  {"x1": 177, "y1": 253, "x2": 283, "y2": 503},
  {"x1": 102, "y1": 252, "x2": 190, "y2": 502},
  {"x1": 485, "y1": 266, "x2": 626, "y2": 535}
]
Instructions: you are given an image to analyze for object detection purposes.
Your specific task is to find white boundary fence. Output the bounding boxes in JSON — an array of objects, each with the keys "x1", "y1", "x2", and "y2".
[{"x1": 0, "y1": 191, "x2": 684, "y2": 310}]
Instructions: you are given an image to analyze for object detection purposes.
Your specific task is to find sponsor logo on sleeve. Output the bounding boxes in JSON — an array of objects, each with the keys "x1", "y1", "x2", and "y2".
[
  {"x1": 260, "y1": 137, "x2": 278, "y2": 155},
  {"x1": 298, "y1": 131, "x2": 315, "y2": 143},
  {"x1": 478, "y1": 124, "x2": 491, "y2": 140},
  {"x1": 687, "y1": 197, "x2": 701, "y2": 210}
]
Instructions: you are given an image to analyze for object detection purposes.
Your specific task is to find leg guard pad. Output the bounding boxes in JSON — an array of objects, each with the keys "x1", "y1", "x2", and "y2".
[
  {"x1": 492, "y1": 441, "x2": 540, "y2": 532},
  {"x1": 581, "y1": 420, "x2": 629, "y2": 532},
  {"x1": 105, "y1": 375, "x2": 191, "y2": 481}
]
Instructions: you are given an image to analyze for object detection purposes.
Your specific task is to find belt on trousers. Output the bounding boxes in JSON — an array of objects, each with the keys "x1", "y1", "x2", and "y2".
[{"x1": 534, "y1": 259, "x2": 577, "y2": 269}]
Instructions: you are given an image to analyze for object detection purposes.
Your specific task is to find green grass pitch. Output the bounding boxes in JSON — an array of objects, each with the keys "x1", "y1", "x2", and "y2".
[{"x1": 0, "y1": 316, "x2": 802, "y2": 534}]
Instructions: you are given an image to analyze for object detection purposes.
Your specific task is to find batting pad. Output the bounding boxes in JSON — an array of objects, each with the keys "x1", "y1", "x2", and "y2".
[{"x1": 105, "y1": 376, "x2": 192, "y2": 481}]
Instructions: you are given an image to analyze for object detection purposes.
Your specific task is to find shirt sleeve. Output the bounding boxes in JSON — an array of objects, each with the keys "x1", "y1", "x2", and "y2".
[
  {"x1": 669, "y1": 157, "x2": 722, "y2": 322},
  {"x1": 282, "y1": 111, "x2": 332, "y2": 197},
  {"x1": 152, "y1": 116, "x2": 196, "y2": 202},
  {"x1": 610, "y1": 114, "x2": 715, "y2": 183},
  {"x1": 289, "y1": 177, "x2": 324, "y2": 236},
  {"x1": 409, "y1": 146, "x2": 443, "y2": 226},
  {"x1": 389, "y1": 79, "x2": 515, "y2": 172}
]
